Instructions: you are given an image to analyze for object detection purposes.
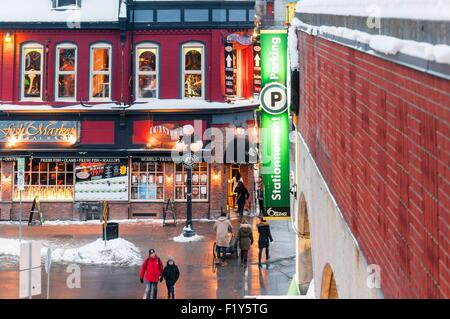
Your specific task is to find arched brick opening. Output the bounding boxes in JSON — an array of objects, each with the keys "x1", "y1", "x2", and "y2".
[
  {"x1": 320, "y1": 263, "x2": 339, "y2": 299},
  {"x1": 297, "y1": 193, "x2": 313, "y2": 294}
]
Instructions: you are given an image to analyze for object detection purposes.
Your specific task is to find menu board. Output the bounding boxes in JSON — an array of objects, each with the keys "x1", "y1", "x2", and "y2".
[{"x1": 74, "y1": 160, "x2": 129, "y2": 201}]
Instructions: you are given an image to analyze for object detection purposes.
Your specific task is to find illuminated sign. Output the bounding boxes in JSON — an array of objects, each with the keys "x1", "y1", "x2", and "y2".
[
  {"x1": 260, "y1": 29, "x2": 290, "y2": 220},
  {"x1": 0, "y1": 121, "x2": 79, "y2": 143}
]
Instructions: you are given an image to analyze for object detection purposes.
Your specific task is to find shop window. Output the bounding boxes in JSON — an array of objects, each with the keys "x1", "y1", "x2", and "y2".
[
  {"x1": 175, "y1": 163, "x2": 208, "y2": 201},
  {"x1": 21, "y1": 43, "x2": 44, "y2": 101},
  {"x1": 212, "y1": 9, "x2": 227, "y2": 22},
  {"x1": 136, "y1": 44, "x2": 159, "y2": 99},
  {"x1": 182, "y1": 43, "x2": 205, "y2": 99},
  {"x1": 90, "y1": 43, "x2": 112, "y2": 100},
  {"x1": 157, "y1": 9, "x2": 181, "y2": 22},
  {"x1": 229, "y1": 9, "x2": 247, "y2": 22},
  {"x1": 130, "y1": 162, "x2": 165, "y2": 201},
  {"x1": 56, "y1": 44, "x2": 77, "y2": 101},
  {"x1": 184, "y1": 9, "x2": 209, "y2": 22},
  {"x1": 13, "y1": 159, "x2": 74, "y2": 201}
]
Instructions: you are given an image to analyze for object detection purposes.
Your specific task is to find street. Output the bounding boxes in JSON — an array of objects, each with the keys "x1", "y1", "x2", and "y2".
[{"x1": 0, "y1": 216, "x2": 296, "y2": 299}]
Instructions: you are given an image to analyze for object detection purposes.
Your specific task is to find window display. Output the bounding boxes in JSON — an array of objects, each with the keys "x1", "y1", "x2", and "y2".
[
  {"x1": 13, "y1": 159, "x2": 74, "y2": 201},
  {"x1": 21, "y1": 44, "x2": 43, "y2": 100},
  {"x1": 183, "y1": 44, "x2": 204, "y2": 98},
  {"x1": 175, "y1": 162, "x2": 208, "y2": 201},
  {"x1": 56, "y1": 44, "x2": 77, "y2": 100},
  {"x1": 131, "y1": 162, "x2": 165, "y2": 201},
  {"x1": 90, "y1": 44, "x2": 111, "y2": 99},
  {"x1": 136, "y1": 45, "x2": 158, "y2": 99}
]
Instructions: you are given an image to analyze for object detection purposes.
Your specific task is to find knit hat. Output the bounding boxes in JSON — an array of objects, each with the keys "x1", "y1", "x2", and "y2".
[
  {"x1": 149, "y1": 249, "x2": 156, "y2": 255},
  {"x1": 167, "y1": 256, "x2": 174, "y2": 261}
]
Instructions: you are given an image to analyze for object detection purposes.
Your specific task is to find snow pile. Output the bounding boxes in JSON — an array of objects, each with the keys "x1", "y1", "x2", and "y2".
[
  {"x1": 51, "y1": 238, "x2": 142, "y2": 266},
  {"x1": 296, "y1": 0, "x2": 450, "y2": 21},
  {"x1": 0, "y1": 238, "x2": 142, "y2": 266},
  {"x1": 293, "y1": 18, "x2": 450, "y2": 65},
  {"x1": 288, "y1": 24, "x2": 299, "y2": 70},
  {"x1": 173, "y1": 227, "x2": 204, "y2": 242},
  {"x1": 306, "y1": 279, "x2": 316, "y2": 298},
  {"x1": 173, "y1": 234, "x2": 204, "y2": 243}
]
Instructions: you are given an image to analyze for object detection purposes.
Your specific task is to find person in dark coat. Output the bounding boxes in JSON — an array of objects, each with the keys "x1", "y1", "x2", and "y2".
[
  {"x1": 237, "y1": 219, "x2": 254, "y2": 267},
  {"x1": 161, "y1": 256, "x2": 180, "y2": 299},
  {"x1": 257, "y1": 218, "x2": 273, "y2": 267},
  {"x1": 234, "y1": 174, "x2": 250, "y2": 221}
]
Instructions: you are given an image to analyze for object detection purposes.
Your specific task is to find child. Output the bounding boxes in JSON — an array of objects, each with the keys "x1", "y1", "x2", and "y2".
[{"x1": 162, "y1": 256, "x2": 180, "y2": 299}]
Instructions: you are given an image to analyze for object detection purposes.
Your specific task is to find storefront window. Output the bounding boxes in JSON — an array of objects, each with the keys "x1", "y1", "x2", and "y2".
[
  {"x1": 175, "y1": 162, "x2": 208, "y2": 201},
  {"x1": 182, "y1": 43, "x2": 204, "y2": 99},
  {"x1": 90, "y1": 43, "x2": 111, "y2": 100},
  {"x1": 56, "y1": 44, "x2": 77, "y2": 100},
  {"x1": 13, "y1": 159, "x2": 74, "y2": 201},
  {"x1": 136, "y1": 44, "x2": 158, "y2": 99},
  {"x1": 131, "y1": 162, "x2": 165, "y2": 201},
  {"x1": 21, "y1": 44, "x2": 44, "y2": 100}
]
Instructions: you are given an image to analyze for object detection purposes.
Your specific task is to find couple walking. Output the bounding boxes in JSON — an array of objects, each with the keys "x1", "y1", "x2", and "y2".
[{"x1": 139, "y1": 249, "x2": 180, "y2": 299}]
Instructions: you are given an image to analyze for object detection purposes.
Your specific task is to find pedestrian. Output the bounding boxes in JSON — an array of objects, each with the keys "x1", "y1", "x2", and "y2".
[
  {"x1": 234, "y1": 174, "x2": 250, "y2": 222},
  {"x1": 237, "y1": 218, "x2": 253, "y2": 267},
  {"x1": 257, "y1": 176, "x2": 264, "y2": 216},
  {"x1": 213, "y1": 211, "x2": 233, "y2": 265},
  {"x1": 257, "y1": 218, "x2": 273, "y2": 267},
  {"x1": 140, "y1": 248, "x2": 164, "y2": 299},
  {"x1": 162, "y1": 256, "x2": 180, "y2": 299}
]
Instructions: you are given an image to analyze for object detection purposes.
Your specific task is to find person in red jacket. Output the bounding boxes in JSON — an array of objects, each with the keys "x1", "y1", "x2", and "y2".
[{"x1": 140, "y1": 249, "x2": 163, "y2": 299}]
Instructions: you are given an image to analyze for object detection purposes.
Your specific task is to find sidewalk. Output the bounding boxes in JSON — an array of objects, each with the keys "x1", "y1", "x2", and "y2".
[{"x1": 0, "y1": 216, "x2": 296, "y2": 299}]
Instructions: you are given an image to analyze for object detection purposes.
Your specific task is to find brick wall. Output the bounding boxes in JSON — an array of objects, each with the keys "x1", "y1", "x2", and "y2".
[{"x1": 297, "y1": 31, "x2": 449, "y2": 298}]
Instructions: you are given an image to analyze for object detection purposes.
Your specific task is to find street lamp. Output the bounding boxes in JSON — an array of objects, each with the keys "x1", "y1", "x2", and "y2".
[{"x1": 176, "y1": 125, "x2": 203, "y2": 238}]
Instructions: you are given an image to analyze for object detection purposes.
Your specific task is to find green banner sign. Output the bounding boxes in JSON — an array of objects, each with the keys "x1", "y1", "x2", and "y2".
[{"x1": 260, "y1": 29, "x2": 290, "y2": 220}]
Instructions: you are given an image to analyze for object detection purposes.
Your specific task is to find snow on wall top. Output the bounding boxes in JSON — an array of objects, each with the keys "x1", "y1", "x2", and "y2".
[
  {"x1": 296, "y1": 0, "x2": 450, "y2": 21},
  {"x1": 0, "y1": 0, "x2": 122, "y2": 23}
]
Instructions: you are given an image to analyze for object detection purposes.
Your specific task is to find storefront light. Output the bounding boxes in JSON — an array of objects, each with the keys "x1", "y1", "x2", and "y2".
[
  {"x1": 191, "y1": 141, "x2": 203, "y2": 153},
  {"x1": 7, "y1": 136, "x2": 18, "y2": 147},
  {"x1": 176, "y1": 141, "x2": 187, "y2": 152},
  {"x1": 236, "y1": 127, "x2": 246, "y2": 136},
  {"x1": 4, "y1": 32, "x2": 12, "y2": 43},
  {"x1": 67, "y1": 135, "x2": 77, "y2": 145}
]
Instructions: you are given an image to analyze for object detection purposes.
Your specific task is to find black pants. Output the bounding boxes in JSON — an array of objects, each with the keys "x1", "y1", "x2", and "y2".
[
  {"x1": 258, "y1": 247, "x2": 269, "y2": 264},
  {"x1": 166, "y1": 282, "x2": 175, "y2": 299},
  {"x1": 237, "y1": 200, "x2": 245, "y2": 218},
  {"x1": 241, "y1": 250, "x2": 249, "y2": 263}
]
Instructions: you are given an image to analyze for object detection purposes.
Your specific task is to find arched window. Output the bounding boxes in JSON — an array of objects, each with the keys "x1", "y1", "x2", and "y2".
[
  {"x1": 321, "y1": 264, "x2": 339, "y2": 299},
  {"x1": 136, "y1": 43, "x2": 159, "y2": 99},
  {"x1": 90, "y1": 43, "x2": 112, "y2": 101},
  {"x1": 182, "y1": 42, "x2": 205, "y2": 99},
  {"x1": 21, "y1": 43, "x2": 44, "y2": 101},
  {"x1": 55, "y1": 43, "x2": 77, "y2": 101}
]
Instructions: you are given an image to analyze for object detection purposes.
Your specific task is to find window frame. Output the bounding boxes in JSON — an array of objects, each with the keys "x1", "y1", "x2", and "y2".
[
  {"x1": 53, "y1": 0, "x2": 81, "y2": 9},
  {"x1": 135, "y1": 42, "x2": 160, "y2": 101},
  {"x1": 130, "y1": 161, "x2": 166, "y2": 202},
  {"x1": 55, "y1": 43, "x2": 78, "y2": 102},
  {"x1": 89, "y1": 42, "x2": 112, "y2": 102},
  {"x1": 21, "y1": 43, "x2": 44, "y2": 101},
  {"x1": 13, "y1": 159, "x2": 75, "y2": 202},
  {"x1": 174, "y1": 162, "x2": 209, "y2": 202},
  {"x1": 181, "y1": 42, "x2": 205, "y2": 100}
]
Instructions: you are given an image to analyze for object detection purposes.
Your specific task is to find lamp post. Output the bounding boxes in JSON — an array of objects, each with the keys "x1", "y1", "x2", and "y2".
[{"x1": 176, "y1": 125, "x2": 203, "y2": 238}]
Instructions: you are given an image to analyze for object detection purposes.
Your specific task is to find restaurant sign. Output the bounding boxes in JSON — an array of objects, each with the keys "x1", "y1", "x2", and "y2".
[{"x1": 0, "y1": 121, "x2": 79, "y2": 143}]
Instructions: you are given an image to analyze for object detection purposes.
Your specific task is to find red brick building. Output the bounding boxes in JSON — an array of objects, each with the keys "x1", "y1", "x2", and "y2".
[
  {"x1": 0, "y1": 0, "x2": 260, "y2": 221},
  {"x1": 292, "y1": 3, "x2": 450, "y2": 299}
]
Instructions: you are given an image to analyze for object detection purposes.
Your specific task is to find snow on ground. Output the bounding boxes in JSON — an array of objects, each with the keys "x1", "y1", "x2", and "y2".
[
  {"x1": 0, "y1": 218, "x2": 214, "y2": 226},
  {"x1": 296, "y1": 0, "x2": 450, "y2": 21},
  {"x1": 293, "y1": 18, "x2": 450, "y2": 65},
  {"x1": 0, "y1": 238, "x2": 142, "y2": 266}
]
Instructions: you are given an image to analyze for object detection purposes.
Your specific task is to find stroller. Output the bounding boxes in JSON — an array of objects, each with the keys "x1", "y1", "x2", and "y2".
[{"x1": 213, "y1": 234, "x2": 239, "y2": 260}]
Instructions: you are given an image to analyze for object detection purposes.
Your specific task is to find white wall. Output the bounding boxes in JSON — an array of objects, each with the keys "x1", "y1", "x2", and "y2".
[{"x1": 294, "y1": 131, "x2": 384, "y2": 299}]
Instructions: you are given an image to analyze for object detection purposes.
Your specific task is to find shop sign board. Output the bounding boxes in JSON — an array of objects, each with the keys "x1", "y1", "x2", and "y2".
[
  {"x1": 224, "y1": 41, "x2": 235, "y2": 96},
  {"x1": 17, "y1": 158, "x2": 25, "y2": 191},
  {"x1": 0, "y1": 121, "x2": 79, "y2": 143},
  {"x1": 260, "y1": 29, "x2": 290, "y2": 220}
]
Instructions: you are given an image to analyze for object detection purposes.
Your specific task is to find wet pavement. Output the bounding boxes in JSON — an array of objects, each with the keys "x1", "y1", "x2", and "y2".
[{"x1": 0, "y1": 214, "x2": 296, "y2": 299}]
